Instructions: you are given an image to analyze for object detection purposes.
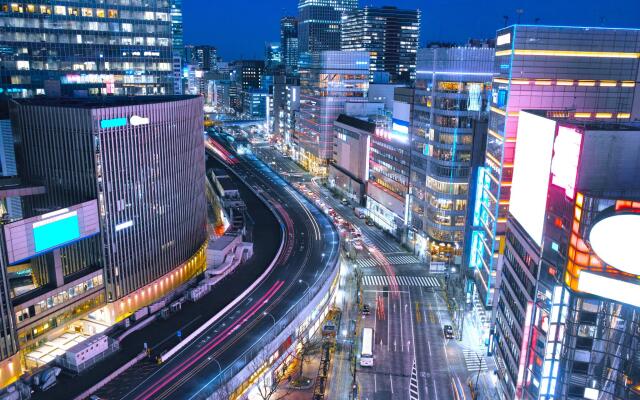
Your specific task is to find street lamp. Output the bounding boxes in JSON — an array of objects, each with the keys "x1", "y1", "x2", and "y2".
[
  {"x1": 263, "y1": 311, "x2": 276, "y2": 327},
  {"x1": 298, "y1": 279, "x2": 309, "y2": 292}
]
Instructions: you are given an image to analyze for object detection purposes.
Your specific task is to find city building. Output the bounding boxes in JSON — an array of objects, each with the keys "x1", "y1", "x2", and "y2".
[
  {"x1": 190, "y1": 45, "x2": 218, "y2": 71},
  {"x1": 272, "y1": 76, "x2": 299, "y2": 146},
  {"x1": 493, "y1": 110, "x2": 640, "y2": 400},
  {"x1": 469, "y1": 25, "x2": 640, "y2": 319},
  {"x1": 297, "y1": 0, "x2": 357, "y2": 54},
  {"x1": 409, "y1": 45, "x2": 494, "y2": 265},
  {"x1": 170, "y1": 0, "x2": 184, "y2": 95},
  {"x1": 232, "y1": 60, "x2": 265, "y2": 92},
  {"x1": 295, "y1": 51, "x2": 369, "y2": 174},
  {"x1": 242, "y1": 89, "x2": 270, "y2": 119},
  {"x1": 341, "y1": 6, "x2": 421, "y2": 84},
  {"x1": 280, "y1": 17, "x2": 299, "y2": 74},
  {"x1": 366, "y1": 88, "x2": 412, "y2": 237},
  {"x1": 328, "y1": 115, "x2": 374, "y2": 205},
  {"x1": 265, "y1": 42, "x2": 282, "y2": 72},
  {"x1": 12, "y1": 96, "x2": 208, "y2": 323},
  {"x1": 0, "y1": 0, "x2": 180, "y2": 97}
]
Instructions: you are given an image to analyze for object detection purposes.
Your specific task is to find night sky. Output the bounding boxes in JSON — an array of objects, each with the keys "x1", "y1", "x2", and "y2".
[{"x1": 183, "y1": 0, "x2": 640, "y2": 61}]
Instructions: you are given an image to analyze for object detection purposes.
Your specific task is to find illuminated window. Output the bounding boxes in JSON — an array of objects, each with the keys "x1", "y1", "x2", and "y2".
[
  {"x1": 96, "y1": 8, "x2": 105, "y2": 17},
  {"x1": 54, "y1": 5, "x2": 65, "y2": 15},
  {"x1": 11, "y1": 3, "x2": 23, "y2": 13},
  {"x1": 68, "y1": 7, "x2": 79, "y2": 16},
  {"x1": 39, "y1": 5, "x2": 51, "y2": 14},
  {"x1": 107, "y1": 9, "x2": 118, "y2": 18},
  {"x1": 81, "y1": 7, "x2": 93, "y2": 17},
  {"x1": 26, "y1": 4, "x2": 35, "y2": 13}
]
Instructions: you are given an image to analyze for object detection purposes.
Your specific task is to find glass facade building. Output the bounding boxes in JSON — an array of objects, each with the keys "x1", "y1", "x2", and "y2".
[
  {"x1": 341, "y1": 6, "x2": 421, "y2": 84},
  {"x1": 297, "y1": 0, "x2": 357, "y2": 54},
  {"x1": 469, "y1": 26, "x2": 640, "y2": 312},
  {"x1": 295, "y1": 51, "x2": 369, "y2": 174},
  {"x1": 11, "y1": 96, "x2": 208, "y2": 306},
  {"x1": 0, "y1": 0, "x2": 179, "y2": 97},
  {"x1": 280, "y1": 16, "x2": 299, "y2": 74},
  {"x1": 493, "y1": 111, "x2": 640, "y2": 400},
  {"x1": 410, "y1": 46, "x2": 494, "y2": 263}
]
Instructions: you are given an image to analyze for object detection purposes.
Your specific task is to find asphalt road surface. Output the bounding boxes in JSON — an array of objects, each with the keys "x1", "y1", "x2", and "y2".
[{"x1": 96, "y1": 140, "x2": 340, "y2": 400}]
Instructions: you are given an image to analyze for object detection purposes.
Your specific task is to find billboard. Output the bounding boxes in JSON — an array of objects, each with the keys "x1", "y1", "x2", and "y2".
[
  {"x1": 509, "y1": 111, "x2": 557, "y2": 246},
  {"x1": 551, "y1": 125, "x2": 583, "y2": 199},
  {"x1": 4, "y1": 200, "x2": 100, "y2": 264}
]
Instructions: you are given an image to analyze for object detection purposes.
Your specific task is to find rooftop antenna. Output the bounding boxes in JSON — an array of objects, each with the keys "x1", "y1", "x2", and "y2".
[
  {"x1": 503, "y1": 15, "x2": 509, "y2": 27},
  {"x1": 516, "y1": 9, "x2": 524, "y2": 24}
]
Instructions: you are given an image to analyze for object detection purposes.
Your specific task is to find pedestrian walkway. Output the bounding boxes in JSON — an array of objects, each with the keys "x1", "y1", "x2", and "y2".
[
  {"x1": 356, "y1": 255, "x2": 422, "y2": 268},
  {"x1": 463, "y1": 349, "x2": 488, "y2": 373},
  {"x1": 361, "y1": 275, "x2": 440, "y2": 287},
  {"x1": 410, "y1": 359, "x2": 419, "y2": 400}
]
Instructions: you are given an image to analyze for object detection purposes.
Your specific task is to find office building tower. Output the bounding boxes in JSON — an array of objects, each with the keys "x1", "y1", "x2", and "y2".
[
  {"x1": 341, "y1": 6, "x2": 421, "y2": 84},
  {"x1": 295, "y1": 51, "x2": 369, "y2": 174},
  {"x1": 265, "y1": 42, "x2": 282, "y2": 72},
  {"x1": 493, "y1": 110, "x2": 640, "y2": 400},
  {"x1": 272, "y1": 76, "x2": 299, "y2": 144},
  {"x1": 232, "y1": 60, "x2": 265, "y2": 92},
  {"x1": 410, "y1": 46, "x2": 493, "y2": 265},
  {"x1": 469, "y1": 26, "x2": 640, "y2": 316},
  {"x1": 365, "y1": 88, "x2": 412, "y2": 236},
  {"x1": 280, "y1": 17, "x2": 299, "y2": 73},
  {"x1": 298, "y1": 0, "x2": 357, "y2": 54},
  {"x1": 170, "y1": 0, "x2": 184, "y2": 94},
  {"x1": 12, "y1": 96, "x2": 208, "y2": 323},
  {"x1": 191, "y1": 45, "x2": 217, "y2": 71},
  {"x1": 0, "y1": 0, "x2": 180, "y2": 97}
]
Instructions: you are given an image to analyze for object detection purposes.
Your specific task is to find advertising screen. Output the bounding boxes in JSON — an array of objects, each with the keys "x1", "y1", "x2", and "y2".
[
  {"x1": 33, "y1": 212, "x2": 81, "y2": 253},
  {"x1": 4, "y1": 200, "x2": 100, "y2": 264},
  {"x1": 509, "y1": 111, "x2": 557, "y2": 246},
  {"x1": 551, "y1": 125, "x2": 583, "y2": 199}
]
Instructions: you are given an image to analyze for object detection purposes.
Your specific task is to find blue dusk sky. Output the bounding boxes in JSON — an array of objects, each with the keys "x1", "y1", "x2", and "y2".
[{"x1": 183, "y1": 0, "x2": 640, "y2": 61}]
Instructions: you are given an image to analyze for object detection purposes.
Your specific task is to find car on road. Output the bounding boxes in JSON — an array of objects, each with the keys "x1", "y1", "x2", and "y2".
[
  {"x1": 365, "y1": 218, "x2": 375, "y2": 226},
  {"x1": 362, "y1": 304, "x2": 371, "y2": 315},
  {"x1": 341, "y1": 198, "x2": 349, "y2": 206},
  {"x1": 354, "y1": 207, "x2": 366, "y2": 219},
  {"x1": 443, "y1": 325, "x2": 454, "y2": 339}
]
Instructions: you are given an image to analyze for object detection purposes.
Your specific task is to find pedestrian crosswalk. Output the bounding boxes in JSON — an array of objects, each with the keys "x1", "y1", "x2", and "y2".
[
  {"x1": 409, "y1": 359, "x2": 419, "y2": 400},
  {"x1": 361, "y1": 275, "x2": 440, "y2": 287},
  {"x1": 356, "y1": 255, "x2": 422, "y2": 268},
  {"x1": 463, "y1": 350, "x2": 487, "y2": 373}
]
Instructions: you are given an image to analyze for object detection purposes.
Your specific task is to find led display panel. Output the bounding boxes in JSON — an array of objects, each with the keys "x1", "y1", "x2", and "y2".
[
  {"x1": 509, "y1": 111, "x2": 557, "y2": 246},
  {"x1": 551, "y1": 125, "x2": 583, "y2": 199},
  {"x1": 4, "y1": 200, "x2": 100, "y2": 264},
  {"x1": 33, "y1": 212, "x2": 80, "y2": 252},
  {"x1": 577, "y1": 270, "x2": 640, "y2": 308},
  {"x1": 588, "y1": 213, "x2": 640, "y2": 275}
]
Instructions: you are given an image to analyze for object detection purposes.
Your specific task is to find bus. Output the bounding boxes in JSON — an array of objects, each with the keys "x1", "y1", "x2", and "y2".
[{"x1": 360, "y1": 328, "x2": 374, "y2": 367}]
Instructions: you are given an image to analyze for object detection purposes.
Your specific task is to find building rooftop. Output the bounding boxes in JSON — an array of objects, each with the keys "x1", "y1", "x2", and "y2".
[
  {"x1": 524, "y1": 110, "x2": 640, "y2": 131},
  {"x1": 335, "y1": 114, "x2": 376, "y2": 133},
  {"x1": 11, "y1": 95, "x2": 200, "y2": 109}
]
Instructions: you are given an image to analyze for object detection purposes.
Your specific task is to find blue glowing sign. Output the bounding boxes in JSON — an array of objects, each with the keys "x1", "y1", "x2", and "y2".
[
  {"x1": 391, "y1": 118, "x2": 409, "y2": 142},
  {"x1": 33, "y1": 213, "x2": 81, "y2": 253},
  {"x1": 100, "y1": 117, "x2": 127, "y2": 129}
]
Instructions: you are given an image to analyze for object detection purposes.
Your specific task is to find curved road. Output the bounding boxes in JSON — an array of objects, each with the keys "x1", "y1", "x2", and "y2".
[{"x1": 118, "y1": 141, "x2": 340, "y2": 400}]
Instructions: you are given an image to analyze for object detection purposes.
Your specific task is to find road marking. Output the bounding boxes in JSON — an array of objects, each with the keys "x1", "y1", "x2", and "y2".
[
  {"x1": 463, "y1": 350, "x2": 488, "y2": 372},
  {"x1": 410, "y1": 359, "x2": 420, "y2": 400},
  {"x1": 390, "y1": 374, "x2": 394, "y2": 394},
  {"x1": 362, "y1": 275, "x2": 441, "y2": 287}
]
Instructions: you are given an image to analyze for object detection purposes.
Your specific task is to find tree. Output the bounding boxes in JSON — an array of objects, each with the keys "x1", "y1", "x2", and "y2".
[
  {"x1": 251, "y1": 350, "x2": 292, "y2": 400},
  {"x1": 294, "y1": 333, "x2": 323, "y2": 380}
]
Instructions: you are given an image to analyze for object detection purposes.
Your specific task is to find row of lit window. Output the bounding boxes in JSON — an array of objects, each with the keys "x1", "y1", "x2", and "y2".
[{"x1": 2, "y1": 3, "x2": 169, "y2": 21}]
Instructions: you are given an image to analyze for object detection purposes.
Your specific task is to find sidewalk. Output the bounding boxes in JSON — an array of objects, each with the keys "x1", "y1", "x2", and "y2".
[{"x1": 460, "y1": 311, "x2": 498, "y2": 400}]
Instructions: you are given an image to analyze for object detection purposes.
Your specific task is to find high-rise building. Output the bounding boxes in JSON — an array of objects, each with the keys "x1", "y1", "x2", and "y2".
[
  {"x1": 232, "y1": 60, "x2": 265, "y2": 92},
  {"x1": 469, "y1": 26, "x2": 640, "y2": 316},
  {"x1": 170, "y1": 0, "x2": 184, "y2": 95},
  {"x1": 272, "y1": 76, "x2": 299, "y2": 144},
  {"x1": 493, "y1": 110, "x2": 640, "y2": 400},
  {"x1": 295, "y1": 51, "x2": 369, "y2": 174},
  {"x1": 409, "y1": 46, "x2": 494, "y2": 265},
  {"x1": 280, "y1": 17, "x2": 299, "y2": 73},
  {"x1": 365, "y1": 88, "x2": 412, "y2": 237},
  {"x1": 298, "y1": 0, "x2": 357, "y2": 54},
  {"x1": 341, "y1": 6, "x2": 421, "y2": 83},
  {"x1": 0, "y1": 1, "x2": 180, "y2": 97},
  {"x1": 265, "y1": 42, "x2": 282, "y2": 72},
  {"x1": 191, "y1": 45, "x2": 218, "y2": 71},
  {"x1": 12, "y1": 96, "x2": 208, "y2": 321}
]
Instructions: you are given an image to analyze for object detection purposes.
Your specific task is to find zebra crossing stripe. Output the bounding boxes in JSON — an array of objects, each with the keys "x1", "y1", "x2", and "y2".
[
  {"x1": 361, "y1": 275, "x2": 441, "y2": 287},
  {"x1": 410, "y1": 359, "x2": 419, "y2": 400},
  {"x1": 463, "y1": 350, "x2": 488, "y2": 372}
]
